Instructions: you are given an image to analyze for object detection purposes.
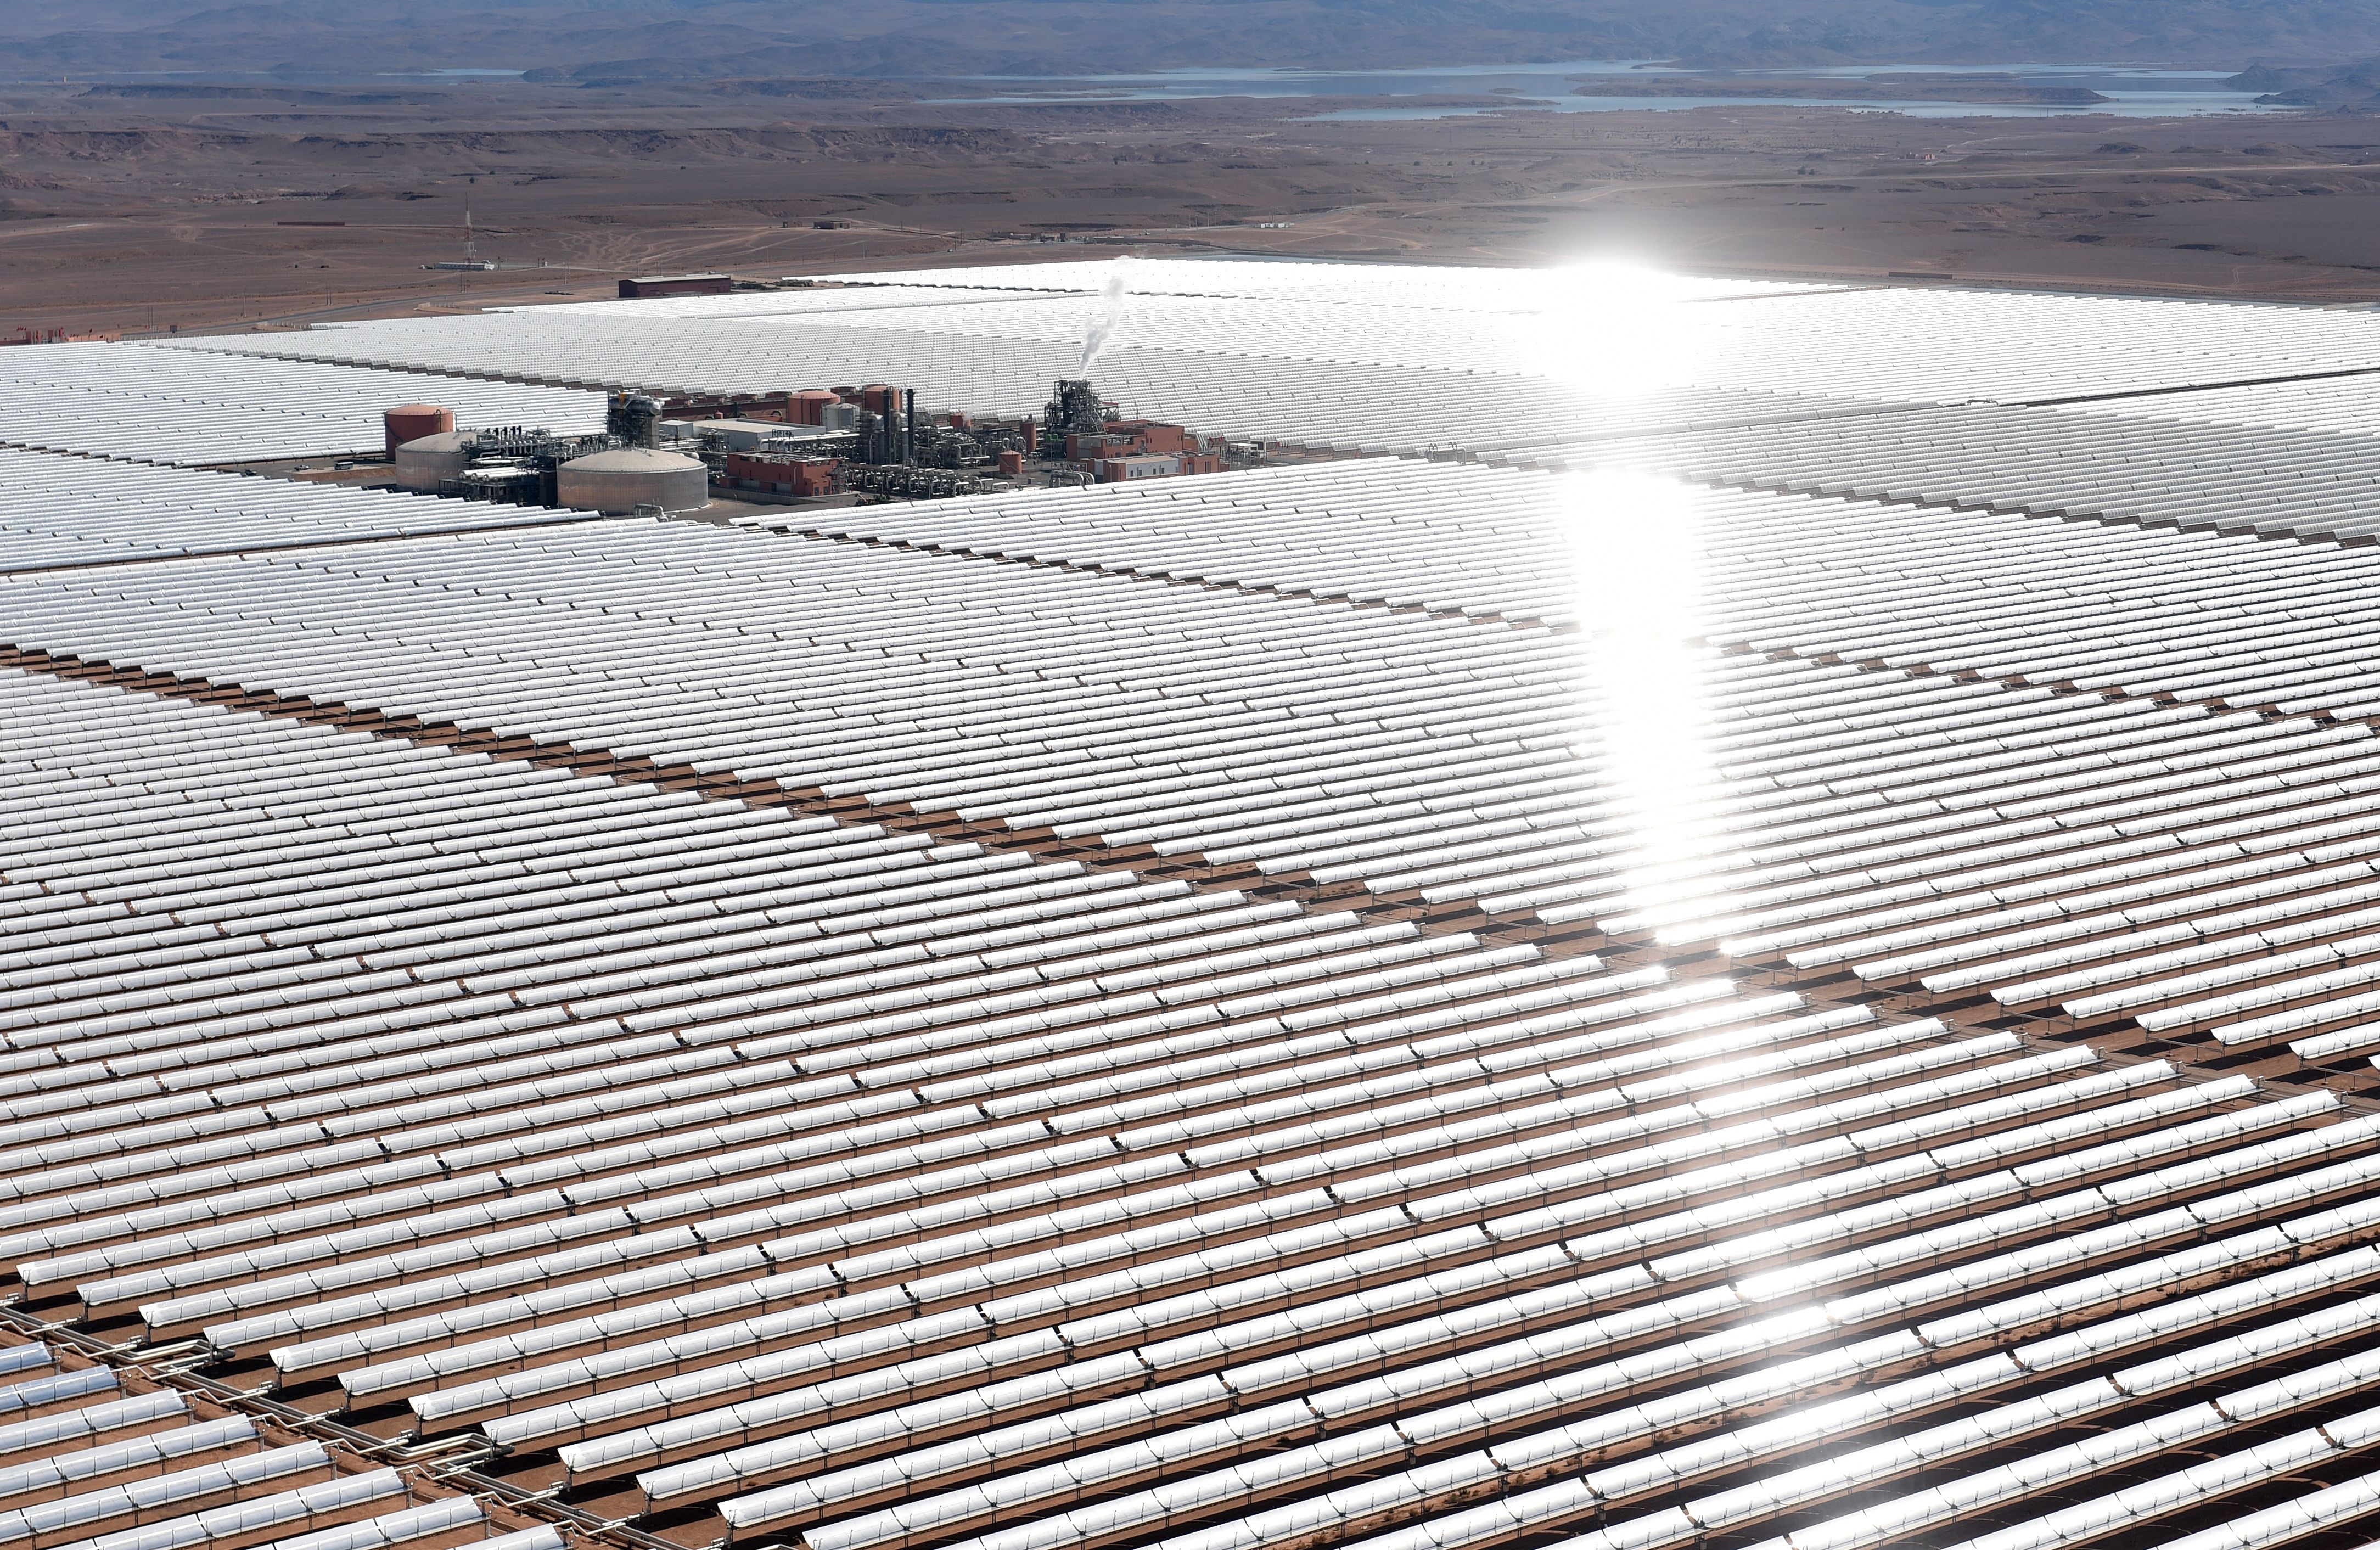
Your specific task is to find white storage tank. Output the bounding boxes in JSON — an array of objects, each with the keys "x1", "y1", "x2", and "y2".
[
  {"x1": 556, "y1": 448, "x2": 709, "y2": 514},
  {"x1": 393, "y1": 430, "x2": 475, "y2": 492}
]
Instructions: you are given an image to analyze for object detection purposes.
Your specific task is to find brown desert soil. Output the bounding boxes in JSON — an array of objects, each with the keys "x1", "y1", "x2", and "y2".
[{"x1": 0, "y1": 80, "x2": 2375, "y2": 338}]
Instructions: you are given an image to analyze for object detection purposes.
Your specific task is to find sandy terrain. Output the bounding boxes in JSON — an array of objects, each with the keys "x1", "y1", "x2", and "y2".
[{"x1": 1, "y1": 80, "x2": 2376, "y2": 336}]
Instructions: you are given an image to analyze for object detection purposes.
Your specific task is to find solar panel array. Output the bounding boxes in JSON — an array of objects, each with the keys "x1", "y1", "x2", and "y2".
[
  {"x1": 157, "y1": 309, "x2": 1867, "y2": 457},
  {"x1": 14, "y1": 257, "x2": 2380, "y2": 1550},
  {"x1": 794, "y1": 259, "x2": 1833, "y2": 310},
  {"x1": 0, "y1": 1336, "x2": 558, "y2": 1550},
  {"x1": 0, "y1": 449, "x2": 596, "y2": 574},
  {"x1": 748, "y1": 458, "x2": 1575, "y2": 620},
  {"x1": 154, "y1": 275, "x2": 2380, "y2": 463},
  {"x1": 0, "y1": 344, "x2": 604, "y2": 467},
  {"x1": 1499, "y1": 400, "x2": 2380, "y2": 544},
  {"x1": 748, "y1": 458, "x2": 2380, "y2": 1081}
]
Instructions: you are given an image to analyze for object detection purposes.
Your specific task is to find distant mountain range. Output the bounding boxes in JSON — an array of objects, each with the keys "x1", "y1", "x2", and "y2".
[
  {"x1": 7, "y1": 0, "x2": 2380, "y2": 82},
  {"x1": 2231, "y1": 59, "x2": 2380, "y2": 104}
]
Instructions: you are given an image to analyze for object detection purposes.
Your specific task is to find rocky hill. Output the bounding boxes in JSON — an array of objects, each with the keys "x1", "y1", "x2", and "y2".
[{"x1": 2230, "y1": 59, "x2": 2380, "y2": 105}]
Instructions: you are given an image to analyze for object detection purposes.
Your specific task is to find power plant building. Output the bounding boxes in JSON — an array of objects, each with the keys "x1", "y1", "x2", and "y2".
[
  {"x1": 1093, "y1": 451, "x2": 1181, "y2": 480},
  {"x1": 15, "y1": 259, "x2": 2380, "y2": 1550},
  {"x1": 391, "y1": 427, "x2": 475, "y2": 491},
  {"x1": 554, "y1": 446, "x2": 709, "y2": 513},
  {"x1": 618, "y1": 272, "x2": 734, "y2": 299}
]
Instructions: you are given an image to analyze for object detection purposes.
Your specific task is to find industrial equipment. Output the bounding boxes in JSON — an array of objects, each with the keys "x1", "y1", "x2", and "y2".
[{"x1": 1039, "y1": 378, "x2": 1113, "y2": 458}]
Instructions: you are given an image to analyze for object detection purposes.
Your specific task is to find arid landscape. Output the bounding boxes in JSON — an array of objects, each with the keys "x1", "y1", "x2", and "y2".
[
  {"x1": 3, "y1": 0, "x2": 2380, "y2": 335},
  {"x1": 5, "y1": 80, "x2": 2380, "y2": 338}
]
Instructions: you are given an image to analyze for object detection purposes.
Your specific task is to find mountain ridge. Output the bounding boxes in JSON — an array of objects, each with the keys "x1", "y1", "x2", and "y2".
[{"x1": 7, "y1": 0, "x2": 2380, "y2": 80}]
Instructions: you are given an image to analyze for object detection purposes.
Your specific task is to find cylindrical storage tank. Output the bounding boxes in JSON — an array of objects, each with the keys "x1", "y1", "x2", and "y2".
[
  {"x1": 791, "y1": 390, "x2": 841, "y2": 426},
  {"x1": 555, "y1": 448, "x2": 709, "y2": 514},
  {"x1": 394, "y1": 430, "x2": 475, "y2": 492},
  {"x1": 384, "y1": 405, "x2": 453, "y2": 460}
]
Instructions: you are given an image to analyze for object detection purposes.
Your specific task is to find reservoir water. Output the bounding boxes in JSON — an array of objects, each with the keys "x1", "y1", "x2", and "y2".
[{"x1": 934, "y1": 60, "x2": 2287, "y2": 120}]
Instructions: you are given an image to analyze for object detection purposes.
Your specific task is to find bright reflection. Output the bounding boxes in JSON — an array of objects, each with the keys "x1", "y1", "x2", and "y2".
[
  {"x1": 1525, "y1": 261, "x2": 1710, "y2": 398},
  {"x1": 1559, "y1": 468, "x2": 1737, "y2": 939}
]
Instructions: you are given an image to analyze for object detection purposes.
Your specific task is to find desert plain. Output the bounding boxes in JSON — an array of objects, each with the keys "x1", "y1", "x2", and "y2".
[{"x1": 2, "y1": 76, "x2": 2377, "y2": 339}]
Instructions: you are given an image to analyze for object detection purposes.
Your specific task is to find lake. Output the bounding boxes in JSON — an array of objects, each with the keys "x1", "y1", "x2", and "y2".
[{"x1": 934, "y1": 60, "x2": 2288, "y2": 120}]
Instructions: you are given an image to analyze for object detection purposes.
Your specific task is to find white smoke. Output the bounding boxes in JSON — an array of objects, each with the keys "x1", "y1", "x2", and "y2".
[{"x1": 1076, "y1": 258, "x2": 1134, "y2": 376}]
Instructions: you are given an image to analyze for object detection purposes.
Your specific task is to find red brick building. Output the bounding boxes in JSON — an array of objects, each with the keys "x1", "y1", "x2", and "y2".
[{"x1": 722, "y1": 452, "x2": 841, "y2": 497}]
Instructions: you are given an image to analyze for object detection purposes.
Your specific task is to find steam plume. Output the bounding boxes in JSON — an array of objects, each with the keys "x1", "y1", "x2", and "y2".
[{"x1": 1077, "y1": 259, "x2": 1134, "y2": 375}]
